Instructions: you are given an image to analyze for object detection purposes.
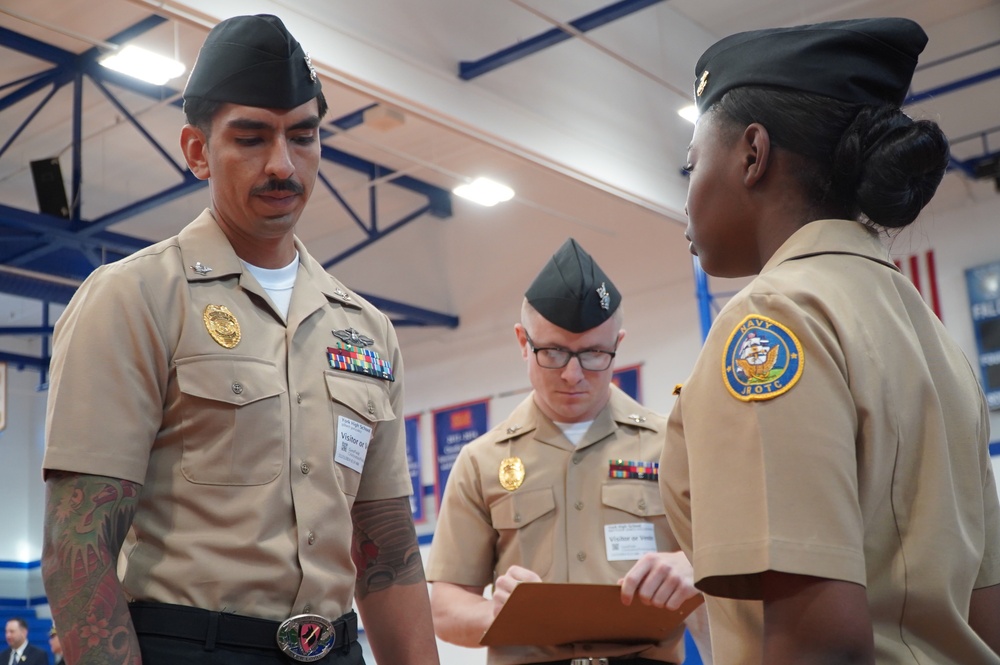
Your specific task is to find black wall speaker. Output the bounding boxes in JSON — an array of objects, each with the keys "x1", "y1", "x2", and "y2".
[{"x1": 30, "y1": 157, "x2": 70, "y2": 218}]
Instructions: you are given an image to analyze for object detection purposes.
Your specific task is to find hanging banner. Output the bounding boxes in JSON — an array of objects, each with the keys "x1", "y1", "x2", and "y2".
[
  {"x1": 404, "y1": 414, "x2": 424, "y2": 523},
  {"x1": 433, "y1": 399, "x2": 489, "y2": 511},
  {"x1": 613, "y1": 364, "x2": 642, "y2": 403},
  {"x1": 966, "y1": 260, "x2": 1000, "y2": 410}
]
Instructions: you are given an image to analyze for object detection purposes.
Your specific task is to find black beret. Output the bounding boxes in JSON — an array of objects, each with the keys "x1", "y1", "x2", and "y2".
[
  {"x1": 694, "y1": 18, "x2": 927, "y2": 114},
  {"x1": 183, "y1": 14, "x2": 322, "y2": 109},
  {"x1": 525, "y1": 238, "x2": 621, "y2": 333}
]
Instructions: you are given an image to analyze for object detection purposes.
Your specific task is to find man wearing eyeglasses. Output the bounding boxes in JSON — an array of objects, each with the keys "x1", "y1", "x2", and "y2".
[{"x1": 426, "y1": 239, "x2": 708, "y2": 665}]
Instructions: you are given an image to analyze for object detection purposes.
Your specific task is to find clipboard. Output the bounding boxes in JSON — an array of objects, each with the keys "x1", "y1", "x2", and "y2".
[{"x1": 480, "y1": 583, "x2": 703, "y2": 647}]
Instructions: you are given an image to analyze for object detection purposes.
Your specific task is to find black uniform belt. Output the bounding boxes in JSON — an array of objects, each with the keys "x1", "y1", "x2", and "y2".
[
  {"x1": 527, "y1": 659, "x2": 674, "y2": 665},
  {"x1": 129, "y1": 601, "x2": 358, "y2": 653}
]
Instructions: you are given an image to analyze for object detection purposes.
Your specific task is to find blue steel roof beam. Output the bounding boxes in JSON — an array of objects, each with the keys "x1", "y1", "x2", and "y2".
[
  {"x1": 0, "y1": 69, "x2": 56, "y2": 95},
  {"x1": 75, "y1": 175, "x2": 206, "y2": 237},
  {"x1": 322, "y1": 203, "x2": 430, "y2": 268},
  {"x1": 0, "y1": 267, "x2": 78, "y2": 303},
  {"x1": 0, "y1": 326, "x2": 54, "y2": 336},
  {"x1": 0, "y1": 67, "x2": 69, "y2": 115},
  {"x1": 906, "y1": 66, "x2": 1000, "y2": 105},
  {"x1": 0, "y1": 25, "x2": 78, "y2": 66},
  {"x1": 85, "y1": 71, "x2": 188, "y2": 177},
  {"x1": 0, "y1": 84, "x2": 59, "y2": 161},
  {"x1": 358, "y1": 293, "x2": 459, "y2": 329},
  {"x1": 0, "y1": 350, "x2": 48, "y2": 371},
  {"x1": 916, "y1": 38, "x2": 1000, "y2": 71},
  {"x1": 369, "y1": 163, "x2": 380, "y2": 234},
  {"x1": 39, "y1": 301, "x2": 50, "y2": 387},
  {"x1": 76, "y1": 15, "x2": 169, "y2": 65},
  {"x1": 320, "y1": 144, "x2": 452, "y2": 218},
  {"x1": 328, "y1": 104, "x2": 378, "y2": 131},
  {"x1": 71, "y1": 69, "x2": 83, "y2": 221},
  {"x1": 459, "y1": 0, "x2": 664, "y2": 80},
  {"x1": 317, "y1": 170, "x2": 369, "y2": 235},
  {"x1": 0, "y1": 203, "x2": 148, "y2": 257}
]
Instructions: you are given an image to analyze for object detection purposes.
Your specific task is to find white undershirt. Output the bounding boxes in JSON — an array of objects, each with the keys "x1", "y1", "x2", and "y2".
[
  {"x1": 241, "y1": 252, "x2": 299, "y2": 319},
  {"x1": 555, "y1": 420, "x2": 593, "y2": 446}
]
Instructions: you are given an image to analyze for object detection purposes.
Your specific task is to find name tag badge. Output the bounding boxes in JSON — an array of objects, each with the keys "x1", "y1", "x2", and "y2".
[
  {"x1": 604, "y1": 522, "x2": 657, "y2": 562},
  {"x1": 335, "y1": 416, "x2": 373, "y2": 473}
]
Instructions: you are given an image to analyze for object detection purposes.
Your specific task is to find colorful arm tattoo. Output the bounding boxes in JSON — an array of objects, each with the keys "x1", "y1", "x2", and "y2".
[
  {"x1": 351, "y1": 496, "x2": 426, "y2": 599},
  {"x1": 41, "y1": 472, "x2": 142, "y2": 665}
]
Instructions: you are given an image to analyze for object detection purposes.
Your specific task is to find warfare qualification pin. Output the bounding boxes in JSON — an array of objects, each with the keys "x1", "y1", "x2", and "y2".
[
  {"x1": 204, "y1": 304, "x2": 241, "y2": 349},
  {"x1": 499, "y1": 457, "x2": 525, "y2": 491},
  {"x1": 696, "y1": 70, "x2": 710, "y2": 97}
]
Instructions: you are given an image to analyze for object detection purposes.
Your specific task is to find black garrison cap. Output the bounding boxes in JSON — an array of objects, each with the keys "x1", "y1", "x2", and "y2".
[
  {"x1": 525, "y1": 238, "x2": 621, "y2": 333},
  {"x1": 183, "y1": 14, "x2": 321, "y2": 109},
  {"x1": 693, "y1": 18, "x2": 927, "y2": 114}
]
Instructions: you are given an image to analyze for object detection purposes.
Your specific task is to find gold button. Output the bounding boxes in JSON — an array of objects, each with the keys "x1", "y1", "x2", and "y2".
[
  {"x1": 367, "y1": 400, "x2": 375, "y2": 414},
  {"x1": 638, "y1": 499, "x2": 647, "y2": 511},
  {"x1": 572, "y1": 456, "x2": 581, "y2": 465},
  {"x1": 231, "y1": 382, "x2": 243, "y2": 394},
  {"x1": 577, "y1": 551, "x2": 587, "y2": 562},
  {"x1": 302, "y1": 604, "x2": 312, "y2": 613},
  {"x1": 307, "y1": 531, "x2": 315, "y2": 545},
  {"x1": 575, "y1": 501, "x2": 584, "y2": 510},
  {"x1": 300, "y1": 462, "x2": 310, "y2": 475},
  {"x1": 296, "y1": 392, "x2": 303, "y2": 404}
]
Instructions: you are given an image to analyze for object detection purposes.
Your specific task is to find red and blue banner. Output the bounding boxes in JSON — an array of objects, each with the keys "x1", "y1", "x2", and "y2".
[
  {"x1": 612, "y1": 364, "x2": 642, "y2": 403},
  {"x1": 404, "y1": 414, "x2": 425, "y2": 523},
  {"x1": 433, "y1": 398, "x2": 489, "y2": 513}
]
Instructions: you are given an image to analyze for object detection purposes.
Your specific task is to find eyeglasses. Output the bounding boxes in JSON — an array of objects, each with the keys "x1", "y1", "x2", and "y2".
[{"x1": 524, "y1": 332, "x2": 617, "y2": 371}]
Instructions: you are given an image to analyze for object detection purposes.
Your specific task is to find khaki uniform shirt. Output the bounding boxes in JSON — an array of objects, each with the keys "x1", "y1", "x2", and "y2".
[
  {"x1": 427, "y1": 385, "x2": 685, "y2": 665},
  {"x1": 661, "y1": 219, "x2": 1000, "y2": 664},
  {"x1": 44, "y1": 210, "x2": 411, "y2": 621}
]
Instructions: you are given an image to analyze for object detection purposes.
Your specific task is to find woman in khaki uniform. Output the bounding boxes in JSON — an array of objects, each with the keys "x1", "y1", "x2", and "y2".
[{"x1": 659, "y1": 17, "x2": 1000, "y2": 664}]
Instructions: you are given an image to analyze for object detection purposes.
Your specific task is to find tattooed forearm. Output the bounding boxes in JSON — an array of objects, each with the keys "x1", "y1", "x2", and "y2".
[
  {"x1": 351, "y1": 496, "x2": 426, "y2": 599},
  {"x1": 42, "y1": 471, "x2": 142, "y2": 665}
]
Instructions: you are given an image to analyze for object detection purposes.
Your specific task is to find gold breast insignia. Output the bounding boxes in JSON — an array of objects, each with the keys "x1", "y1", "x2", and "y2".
[
  {"x1": 204, "y1": 304, "x2": 241, "y2": 349},
  {"x1": 499, "y1": 457, "x2": 525, "y2": 491}
]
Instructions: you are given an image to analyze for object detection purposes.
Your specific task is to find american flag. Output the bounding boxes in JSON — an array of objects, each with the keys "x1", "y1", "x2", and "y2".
[{"x1": 894, "y1": 249, "x2": 942, "y2": 320}]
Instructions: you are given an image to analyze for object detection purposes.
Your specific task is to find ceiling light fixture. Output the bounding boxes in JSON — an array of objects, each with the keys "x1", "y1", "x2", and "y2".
[
  {"x1": 678, "y1": 105, "x2": 699, "y2": 124},
  {"x1": 99, "y1": 45, "x2": 186, "y2": 86},
  {"x1": 453, "y1": 177, "x2": 515, "y2": 207}
]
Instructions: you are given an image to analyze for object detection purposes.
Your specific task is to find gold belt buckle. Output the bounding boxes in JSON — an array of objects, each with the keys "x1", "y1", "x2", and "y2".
[{"x1": 276, "y1": 613, "x2": 335, "y2": 662}]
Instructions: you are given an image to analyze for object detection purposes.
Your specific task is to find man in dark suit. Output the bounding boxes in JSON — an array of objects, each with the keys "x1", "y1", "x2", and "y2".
[
  {"x1": 47, "y1": 627, "x2": 63, "y2": 665},
  {"x1": 2, "y1": 618, "x2": 47, "y2": 665}
]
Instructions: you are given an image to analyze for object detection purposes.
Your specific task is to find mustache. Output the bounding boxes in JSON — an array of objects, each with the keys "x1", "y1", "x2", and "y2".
[{"x1": 251, "y1": 178, "x2": 304, "y2": 196}]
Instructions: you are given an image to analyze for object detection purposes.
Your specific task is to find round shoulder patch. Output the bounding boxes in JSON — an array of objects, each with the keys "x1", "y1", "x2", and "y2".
[{"x1": 721, "y1": 314, "x2": 804, "y2": 401}]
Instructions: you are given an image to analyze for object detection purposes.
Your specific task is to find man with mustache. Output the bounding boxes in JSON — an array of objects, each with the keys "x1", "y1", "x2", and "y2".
[{"x1": 41, "y1": 14, "x2": 437, "y2": 665}]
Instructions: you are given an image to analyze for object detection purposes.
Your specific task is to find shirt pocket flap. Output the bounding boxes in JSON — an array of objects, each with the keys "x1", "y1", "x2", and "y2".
[
  {"x1": 176, "y1": 356, "x2": 285, "y2": 406},
  {"x1": 491, "y1": 487, "x2": 556, "y2": 529},
  {"x1": 324, "y1": 371, "x2": 394, "y2": 423},
  {"x1": 602, "y1": 483, "x2": 665, "y2": 518}
]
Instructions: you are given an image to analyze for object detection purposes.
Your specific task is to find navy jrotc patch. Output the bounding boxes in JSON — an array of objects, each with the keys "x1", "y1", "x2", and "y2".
[{"x1": 722, "y1": 314, "x2": 803, "y2": 401}]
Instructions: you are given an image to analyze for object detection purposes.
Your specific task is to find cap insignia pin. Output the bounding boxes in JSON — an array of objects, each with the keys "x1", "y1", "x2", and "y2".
[
  {"x1": 304, "y1": 52, "x2": 317, "y2": 83},
  {"x1": 333, "y1": 287, "x2": 351, "y2": 301},
  {"x1": 332, "y1": 327, "x2": 374, "y2": 348},
  {"x1": 204, "y1": 304, "x2": 241, "y2": 349},
  {"x1": 191, "y1": 262, "x2": 212, "y2": 275},
  {"x1": 499, "y1": 457, "x2": 525, "y2": 491},
  {"x1": 696, "y1": 70, "x2": 709, "y2": 97},
  {"x1": 596, "y1": 282, "x2": 610, "y2": 311},
  {"x1": 627, "y1": 413, "x2": 647, "y2": 423},
  {"x1": 506, "y1": 424, "x2": 522, "y2": 435}
]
